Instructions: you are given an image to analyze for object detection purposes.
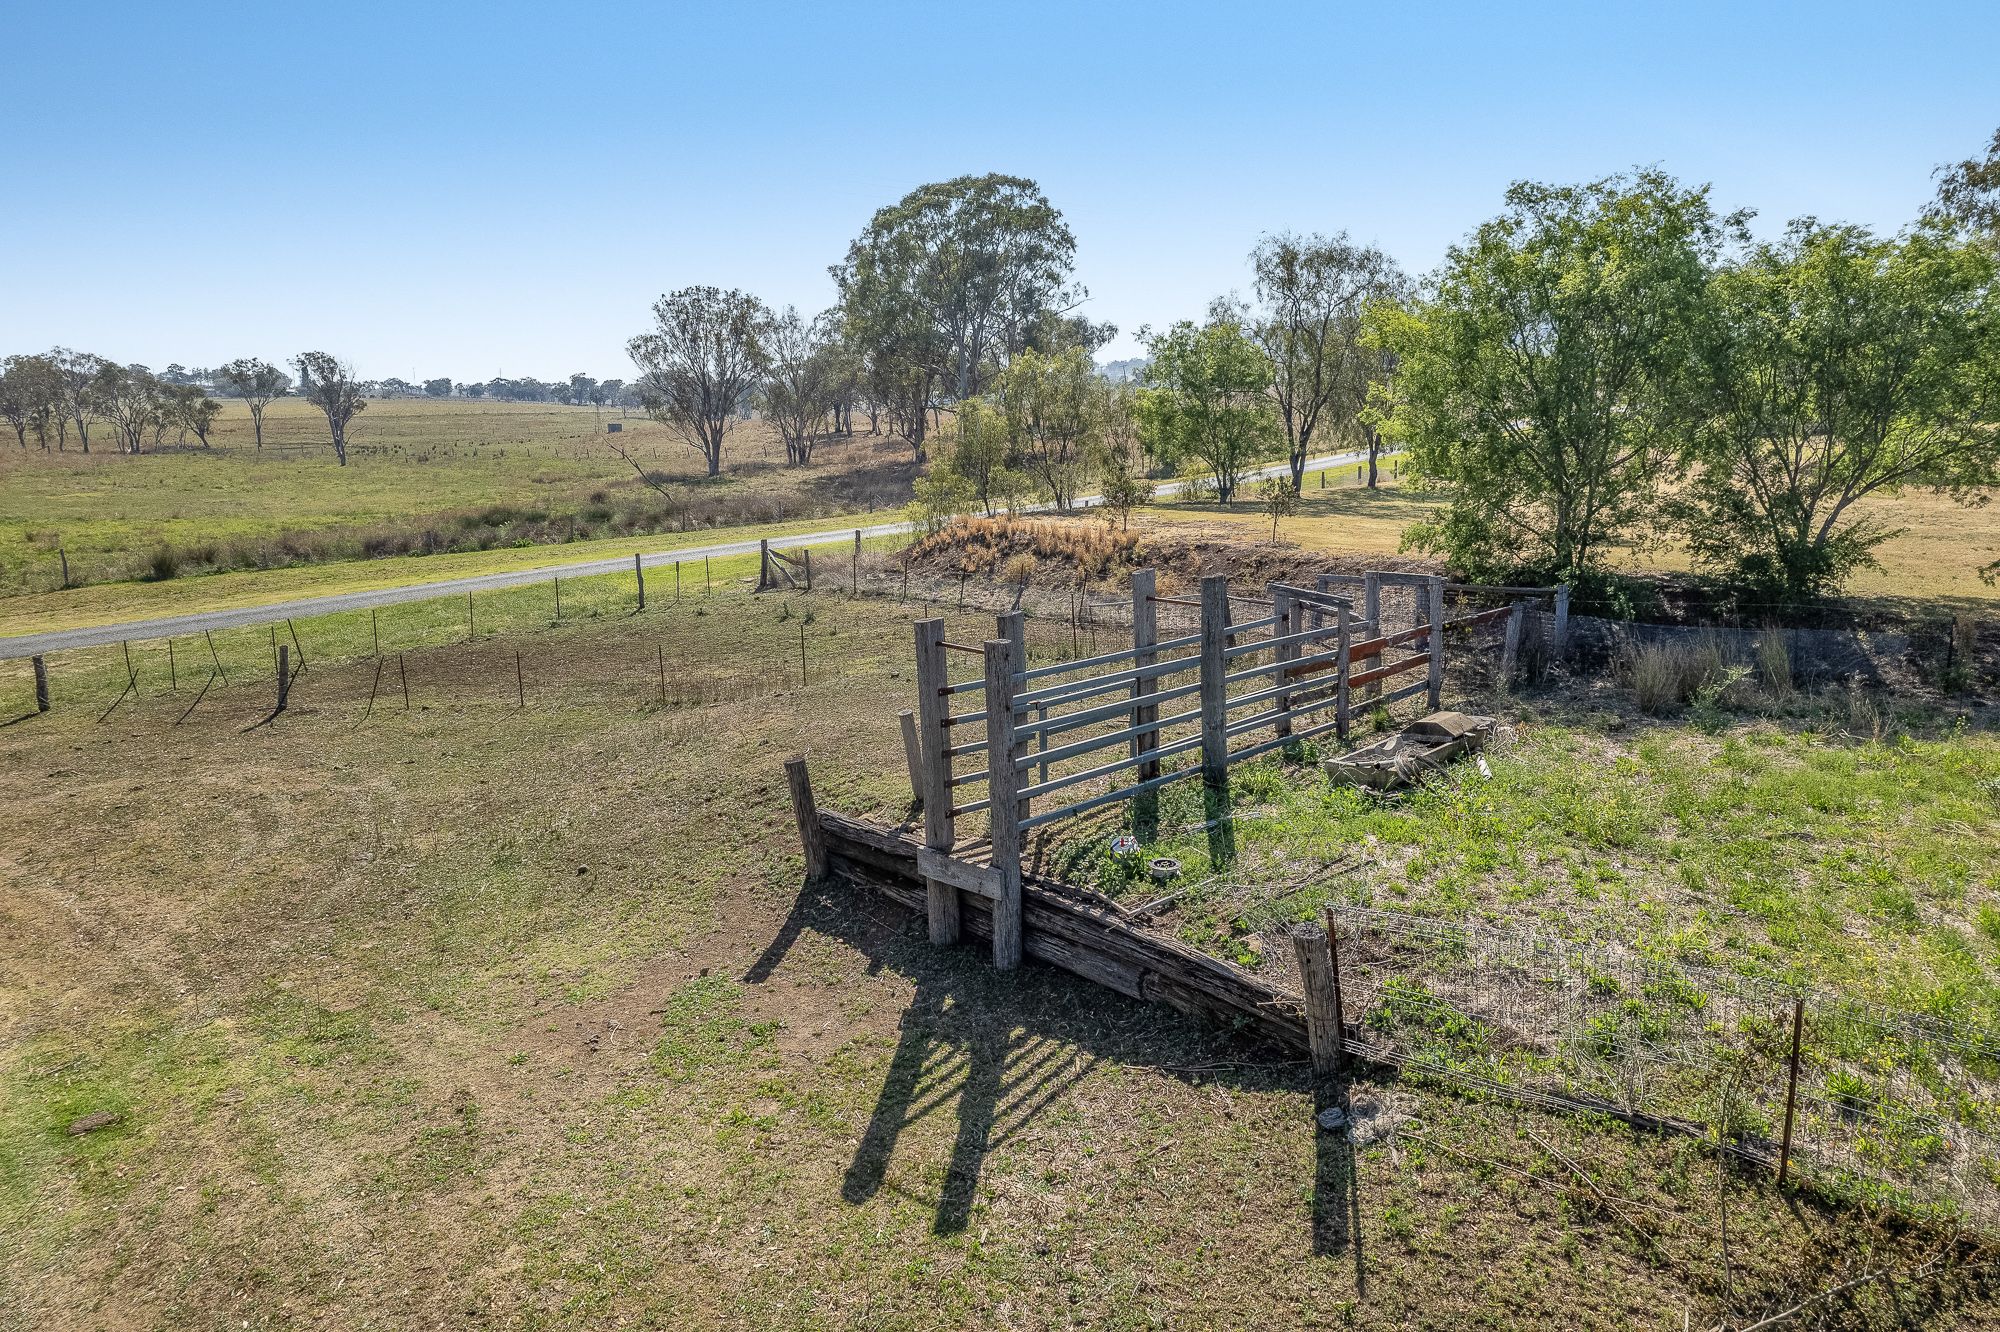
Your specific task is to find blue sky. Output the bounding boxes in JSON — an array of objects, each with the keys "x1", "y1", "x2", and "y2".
[{"x1": 3, "y1": 0, "x2": 1995, "y2": 380}]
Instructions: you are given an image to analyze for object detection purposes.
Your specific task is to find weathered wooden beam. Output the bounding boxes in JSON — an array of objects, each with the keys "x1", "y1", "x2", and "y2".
[
  {"x1": 913, "y1": 618, "x2": 960, "y2": 945},
  {"x1": 1199, "y1": 575, "x2": 1229, "y2": 797},
  {"x1": 1292, "y1": 919, "x2": 1345, "y2": 1082},
  {"x1": 32, "y1": 655, "x2": 49, "y2": 712},
  {"x1": 898, "y1": 708, "x2": 924, "y2": 809},
  {"x1": 1426, "y1": 576, "x2": 1446, "y2": 711},
  {"x1": 916, "y1": 847, "x2": 1001, "y2": 899},
  {"x1": 785, "y1": 755, "x2": 828, "y2": 881},
  {"x1": 984, "y1": 636, "x2": 1024, "y2": 971}
]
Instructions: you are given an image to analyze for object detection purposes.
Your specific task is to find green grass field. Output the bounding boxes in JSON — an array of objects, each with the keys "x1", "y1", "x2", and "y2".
[
  {"x1": 0, "y1": 398, "x2": 918, "y2": 595},
  {"x1": 5, "y1": 582, "x2": 1993, "y2": 1329}
]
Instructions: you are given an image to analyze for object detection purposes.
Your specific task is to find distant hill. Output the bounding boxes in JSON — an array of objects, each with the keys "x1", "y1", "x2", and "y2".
[{"x1": 1095, "y1": 357, "x2": 1149, "y2": 383}]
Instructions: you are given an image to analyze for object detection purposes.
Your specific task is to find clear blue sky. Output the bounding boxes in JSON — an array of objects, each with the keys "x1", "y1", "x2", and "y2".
[{"x1": 4, "y1": 0, "x2": 1994, "y2": 380}]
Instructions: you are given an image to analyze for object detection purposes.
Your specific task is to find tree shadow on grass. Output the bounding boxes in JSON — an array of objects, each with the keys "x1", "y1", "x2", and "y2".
[{"x1": 745, "y1": 874, "x2": 1364, "y2": 1249}]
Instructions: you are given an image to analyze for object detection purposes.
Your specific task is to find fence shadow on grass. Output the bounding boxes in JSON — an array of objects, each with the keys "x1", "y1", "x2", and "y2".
[{"x1": 745, "y1": 876, "x2": 1368, "y2": 1249}]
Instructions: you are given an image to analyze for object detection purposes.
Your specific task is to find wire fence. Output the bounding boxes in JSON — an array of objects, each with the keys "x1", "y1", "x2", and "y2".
[{"x1": 1324, "y1": 905, "x2": 2000, "y2": 1228}]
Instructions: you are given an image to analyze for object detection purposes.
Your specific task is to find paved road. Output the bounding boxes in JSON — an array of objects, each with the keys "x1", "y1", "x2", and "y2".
[{"x1": 0, "y1": 450, "x2": 1371, "y2": 659}]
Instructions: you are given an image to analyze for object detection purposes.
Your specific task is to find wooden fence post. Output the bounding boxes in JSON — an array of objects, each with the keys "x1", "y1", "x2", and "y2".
[
  {"x1": 1500, "y1": 601, "x2": 1525, "y2": 684},
  {"x1": 1130, "y1": 568, "x2": 1160, "y2": 836},
  {"x1": 1291, "y1": 913, "x2": 1346, "y2": 1086},
  {"x1": 983, "y1": 636, "x2": 1024, "y2": 971},
  {"x1": 634, "y1": 553, "x2": 646, "y2": 610},
  {"x1": 32, "y1": 655, "x2": 50, "y2": 712},
  {"x1": 996, "y1": 610, "x2": 1028, "y2": 823},
  {"x1": 898, "y1": 709, "x2": 924, "y2": 809},
  {"x1": 1198, "y1": 575, "x2": 1230, "y2": 800},
  {"x1": 275, "y1": 644, "x2": 290, "y2": 712},
  {"x1": 1362, "y1": 571, "x2": 1382, "y2": 703},
  {"x1": 1335, "y1": 603, "x2": 1351, "y2": 740},
  {"x1": 1426, "y1": 576, "x2": 1446, "y2": 711},
  {"x1": 1553, "y1": 583, "x2": 1571, "y2": 657},
  {"x1": 1270, "y1": 582, "x2": 1296, "y2": 740},
  {"x1": 913, "y1": 619, "x2": 960, "y2": 946},
  {"x1": 784, "y1": 755, "x2": 829, "y2": 882},
  {"x1": 852, "y1": 529, "x2": 861, "y2": 595},
  {"x1": 757, "y1": 539, "x2": 770, "y2": 592},
  {"x1": 802, "y1": 549, "x2": 813, "y2": 591}
]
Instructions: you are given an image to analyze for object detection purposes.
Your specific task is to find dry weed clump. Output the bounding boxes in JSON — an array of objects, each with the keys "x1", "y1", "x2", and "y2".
[
  {"x1": 907, "y1": 517, "x2": 1141, "y2": 582},
  {"x1": 1621, "y1": 635, "x2": 1754, "y2": 715}
]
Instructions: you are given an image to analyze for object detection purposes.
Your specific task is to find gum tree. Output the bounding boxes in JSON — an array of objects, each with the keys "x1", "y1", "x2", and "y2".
[
  {"x1": 214, "y1": 357, "x2": 292, "y2": 448},
  {"x1": 291, "y1": 351, "x2": 366, "y2": 465},
  {"x1": 627, "y1": 286, "x2": 772, "y2": 477},
  {"x1": 1135, "y1": 316, "x2": 1278, "y2": 504}
]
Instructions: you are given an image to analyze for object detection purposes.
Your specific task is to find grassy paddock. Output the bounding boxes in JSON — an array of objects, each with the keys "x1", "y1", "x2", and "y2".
[
  {"x1": 1133, "y1": 464, "x2": 2000, "y2": 607},
  {"x1": 0, "y1": 398, "x2": 919, "y2": 594},
  {"x1": 4, "y1": 583, "x2": 1991, "y2": 1329}
]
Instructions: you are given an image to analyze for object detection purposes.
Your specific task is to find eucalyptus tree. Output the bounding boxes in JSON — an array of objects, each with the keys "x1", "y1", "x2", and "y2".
[
  {"x1": 833, "y1": 173, "x2": 1080, "y2": 456},
  {"x1": 759, "y1": 307, "x2": 844, "y2": 465},
  {"x1": 1377, "y1": 170, "x2": 1738, "y2": 582},
  {"x1": 214, "y1": 357, "x2": 291, "y2": 448},
  {"x1": 627, "y1": 286, "x2": 773, "y2": 476},
  {"x1": 1928, "y1": 126, "x2": 2000, "y2": 240},
  {"x1": 0, "y1": 355, "x2": 60, "y2": 449},
  {"x1": 291, "y1": 351, "x2": 367, "y2": 464},
  {"x1": 48, "y1": 347, "x2": 109, "y2": 452},
  {"x1": 999, "y1": 346, "x2": 1101, "y2": 510},
  {"x1": 1243, "y1": 232, "x2": 1409, "y2": 491}
]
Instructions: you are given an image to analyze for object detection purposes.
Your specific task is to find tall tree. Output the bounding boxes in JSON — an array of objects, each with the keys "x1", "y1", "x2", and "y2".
[
  {"x1": 48, "y1": 347, "x2": 108, "y2": 453},
  {"x1": 1928, "y1": 126, "x2": 2000, "y2": 240},
  {"x1": 1134, "y1": 317, "x2": 1279, "y2": 503},
  {"x1": 759, "y1": 307, "x2": 843, "y2": 466},
  {"x1": 833, "y1": 173, "x2": 1081, "y2": 457},
  {"x1": 214, "y1": 358, "x2": 292, "y2": 449},
  {"x1": 627, "y1": 287, "x2": 773, "y2": 477},
  {"x1": 0, "y1": 355, "x2": 59, "y2": 449},
  {"x1": 1677, "y1": 221, "x2": 2000, "y2": 601},
  {"x1": 998, "y1": 346, "x2": 1101, "y2": 511},
  {"x1": 168, "y1": 384, "x2": 223, "y2": 448},
  {"x1": 95, "y1": 364, "x2": 165, "y2": 453},
  {"x1": 1378, "y1": 170, "x2": 1737, "y2": 582},
  {"x1": 291, "y1": 352, "x2": 367, "y2": 465},
  {"x1": 1243, "y1": 232, "x2": 1409, "y2": 492}
]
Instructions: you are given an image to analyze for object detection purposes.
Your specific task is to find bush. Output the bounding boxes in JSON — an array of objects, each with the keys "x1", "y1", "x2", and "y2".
[{"x1": 146, "y1": 546, "x2": 182, "y2": 581}]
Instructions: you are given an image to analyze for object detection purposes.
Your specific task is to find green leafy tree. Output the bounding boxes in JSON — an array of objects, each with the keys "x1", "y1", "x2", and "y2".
[
  {"x1": 759, "y1": 307, "x2": 844, "y2": 465},
  {"x1": 832, "y1": 174, "x2": 1080, "y2": 457},
  {"x1": 291, "y1": 351, "x2": 367, "y2": 465},
  {"x1": 214, "y1": 357, "x2": 292, "y2": 448},
  {"x1": 1243, "y1": 232, "x2": 1409, "y2": 491},
  {"x1": 1134, "y1": 317, "x2": 1278, "y2": 503},
  {"x1": 999, "y1": 346, "x2": 1100, "y2": 510},
  {"x1": 1379, "y1": 170, "x2": 1738, "y2": 582},
  {"x1": 945, "y1": 397, "x2": 1019, "y2": 516},
  {"x1": 1927, "y1": 126, "x2": 2000, "y2": 240},
  {"x1": 1678, "y1": 221, "x2": 2000, "y2": 602},
  {"x1": 908, "y1": 469, "x2": 977, "y2": 536},
  {"x1": 627, "y1": 286, "x2": 773, "y2": 477},
  {"x1": 168, "y1": 383, "x2": 222, "y2": 447}
]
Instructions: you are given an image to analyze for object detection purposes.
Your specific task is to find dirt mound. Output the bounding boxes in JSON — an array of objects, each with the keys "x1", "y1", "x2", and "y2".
[{"x1": 904, "y1": 516, "x2": 1442, "y2": 593}]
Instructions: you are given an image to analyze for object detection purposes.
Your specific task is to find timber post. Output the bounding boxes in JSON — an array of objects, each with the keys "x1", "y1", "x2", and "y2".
[
  {"x1": 634, "y1": 553, "x2": 646, "y2": 610},
  {"x1": 275, "y1": 644, "x2": 290, "y2": 712},
  {"x1": 983, "y1": 636, "x2": 1024, "y2": 971},
  {"x1": 1500, "y1": 601, "x2": 1526, "y2": 684},
  {"x1": 1553, "y1": 583, "x2": 1571, "y2": 657},
  {"x1": 1361, "y1": 571, "x2": 1382, "y2": 703},
  {"x1": 1271, "y1": 582, "x2": 1297, "y2": 741},
  {"x1": 897, "y1": 709, "x2": 924, "y2": 809},
  {"x1": 784, "y1": 755, "x2": 829, "y2": 882},
  {"x1": 913, "y1": 618, "x2": 960, "y2": 945},
  {"x1": 996, "y1": 609, "x2": 1028, "y2": 822},
  {"x1": 1335, "y1": 603, "x2": 1351, "y2": 740},
  {"x1": 1130, "y1": 568, "x2": 1160, "y2": 837},
  {"x1": 1198, "y1": 575, "x2": 1230, "y2": 801},
  {"x1": 1426, "y1": 576, "x2": 1446, "y2": 710},
  {"x1": 757, "y1": 539, "x2": 771, "y2": 592},
  {"x1": 32, "y1": 655, "x2": 50, "y2": 712},
  {"x1": 1292, "y1": 915, "x2": 1346, "y2": 1087}
]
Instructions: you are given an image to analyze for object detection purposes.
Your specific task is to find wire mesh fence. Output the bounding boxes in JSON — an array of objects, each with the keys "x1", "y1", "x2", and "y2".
[{"x1": 1325, "y1": 904, "x2": 2000, "y2": 1228}]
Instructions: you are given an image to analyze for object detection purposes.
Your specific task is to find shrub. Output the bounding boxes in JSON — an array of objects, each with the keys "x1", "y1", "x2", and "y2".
[{"x1": 146, "y1": 546, "x2": 182, "y2": 581}]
